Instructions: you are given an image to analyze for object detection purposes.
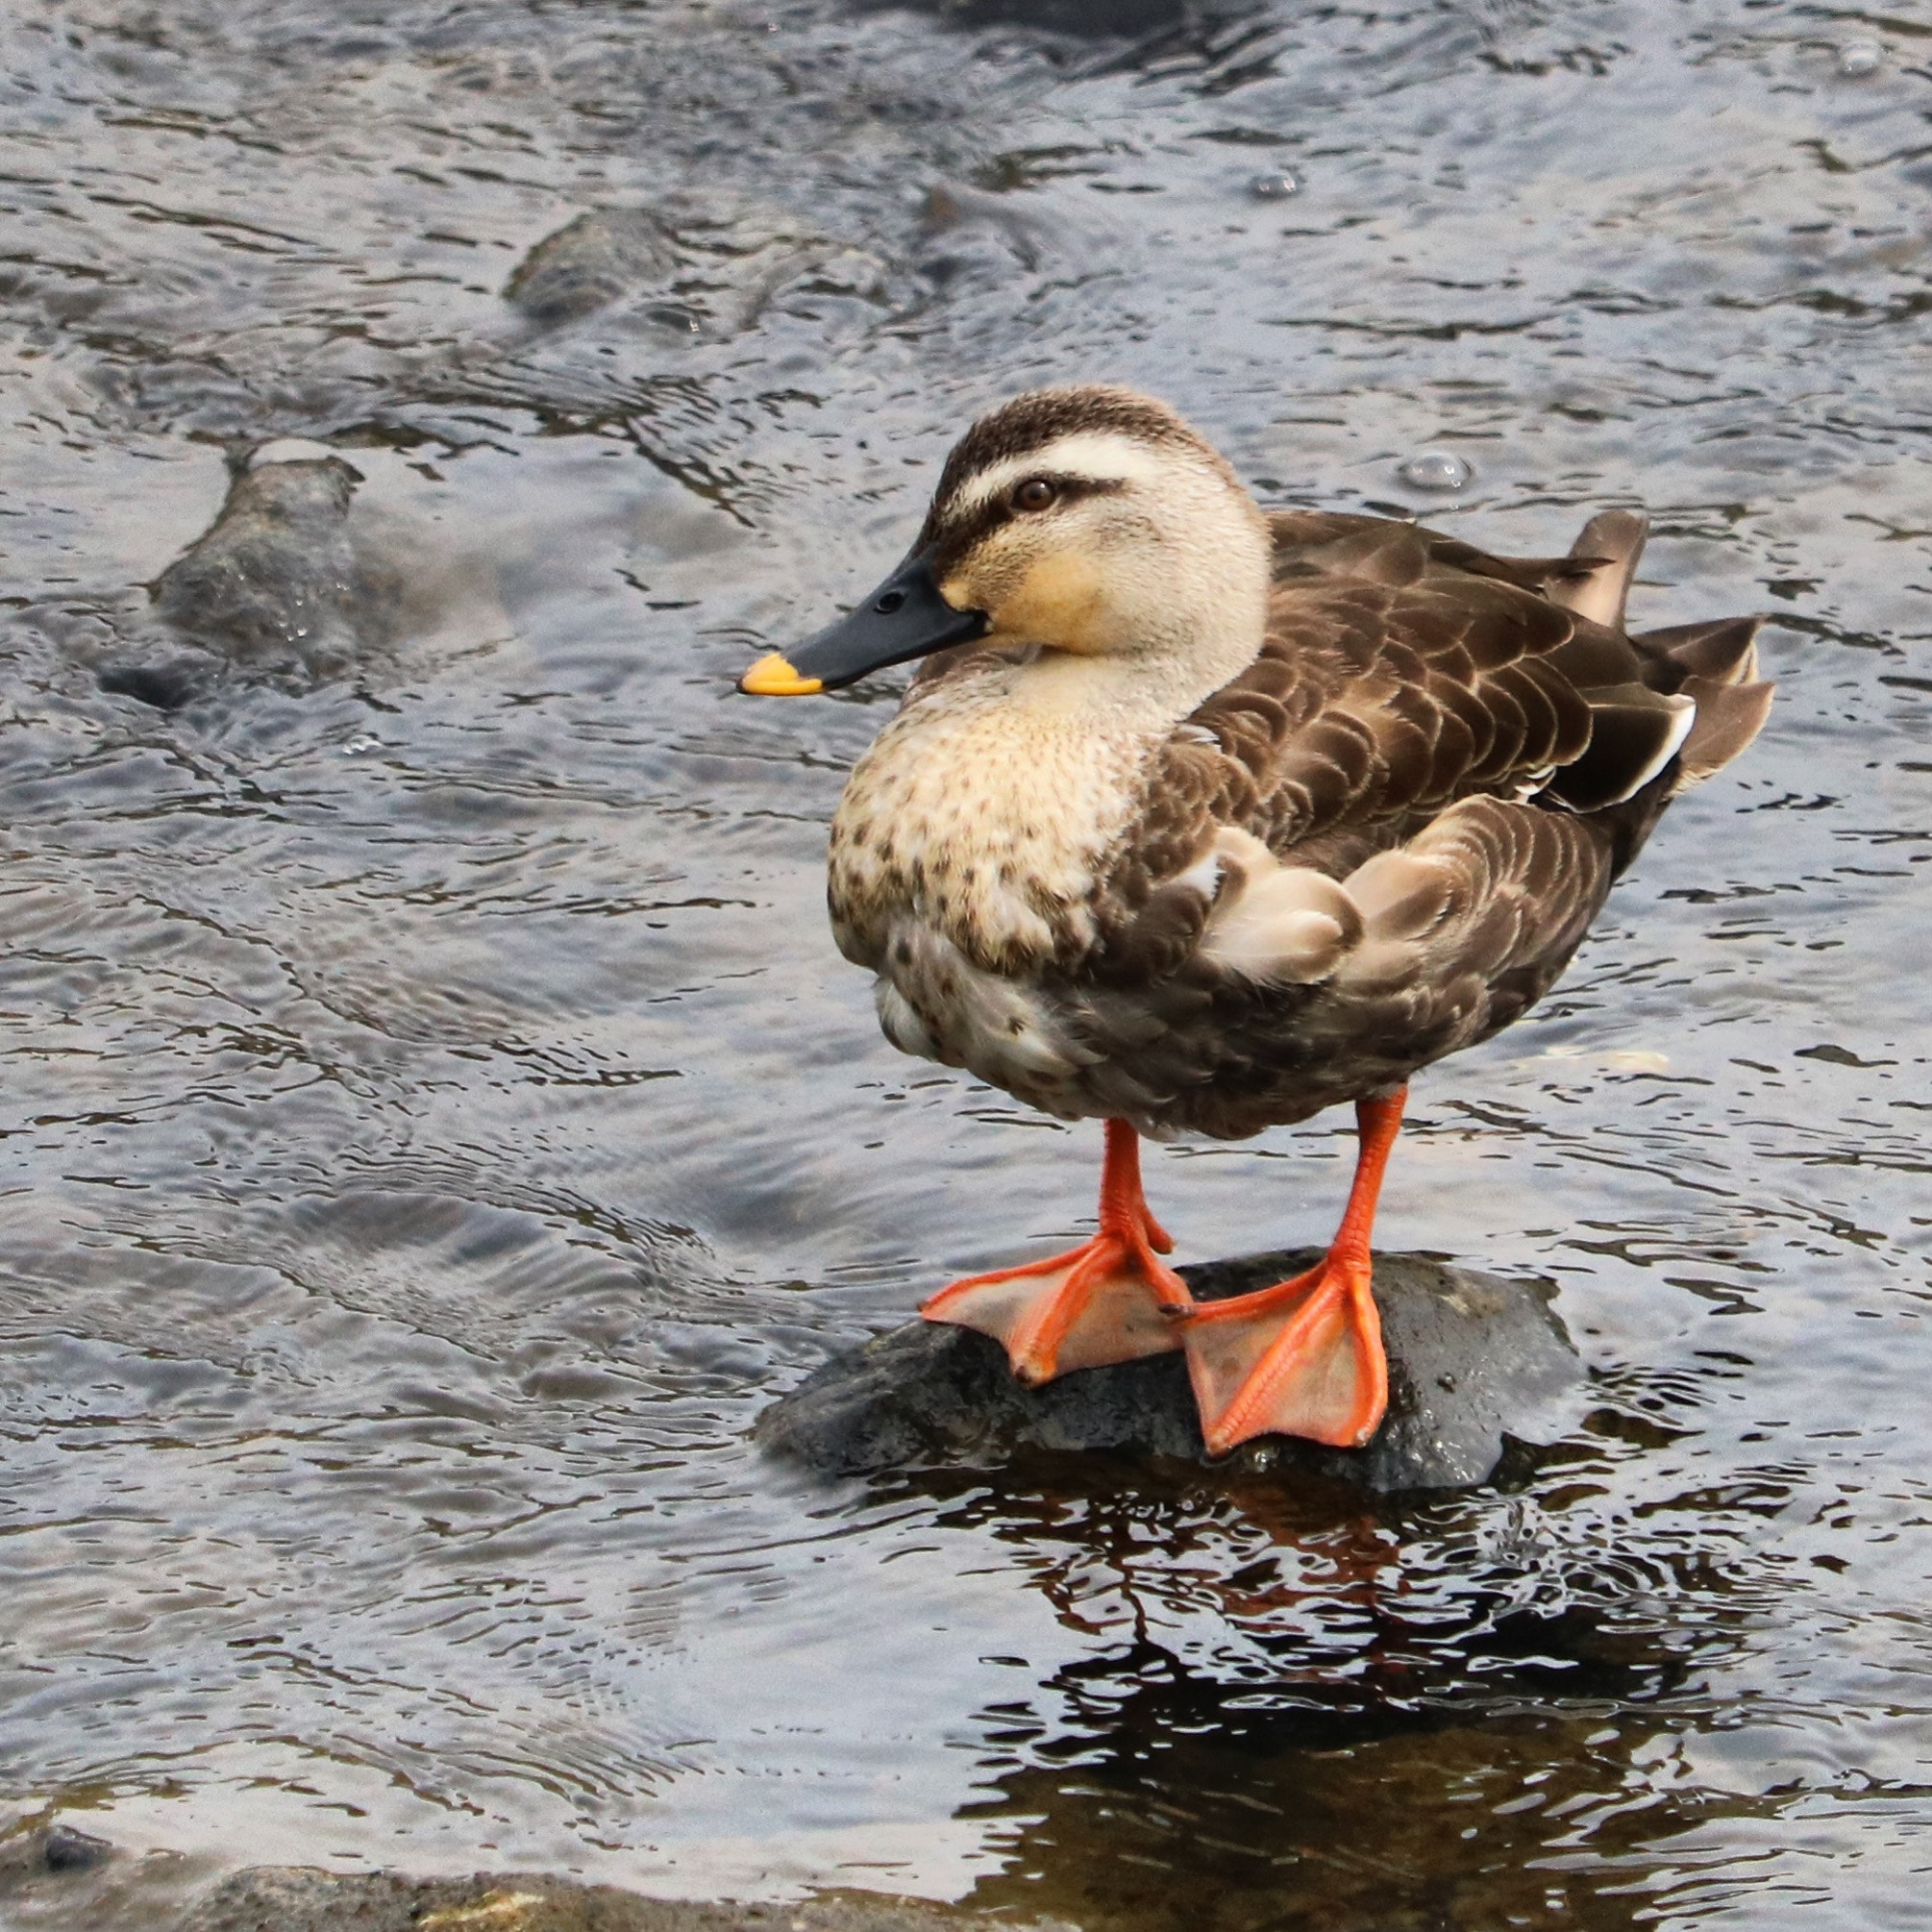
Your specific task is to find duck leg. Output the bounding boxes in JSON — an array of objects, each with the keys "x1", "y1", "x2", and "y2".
[
  {"x1": 1180, "y1": 1087, "x2": 1405, "y2": 1454},
  {"x1": 920, "y1": 1119, "x2": 1192, "y2": 1383}
]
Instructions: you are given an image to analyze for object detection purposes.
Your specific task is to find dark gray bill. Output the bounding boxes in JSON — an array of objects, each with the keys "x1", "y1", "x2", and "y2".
[{"x1": 737, "y1": 550, "x2": 989, "y2": 695}]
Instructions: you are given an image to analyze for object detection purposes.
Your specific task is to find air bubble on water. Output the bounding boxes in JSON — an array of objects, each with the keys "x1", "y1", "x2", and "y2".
[
  {"x1": 1249, "y1": 170, "x2": 1299, "y2": 202},
  {"x1": 1399, "y1": 450, "x2": 1471, "y2": 491},
  {"x1": 1838, "y1": 39, "x2": 1883, "y2": 78}
]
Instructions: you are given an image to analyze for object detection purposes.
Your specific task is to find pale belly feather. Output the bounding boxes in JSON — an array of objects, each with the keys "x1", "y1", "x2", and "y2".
[{"x1": 825, "y1": 667, "x2": 1164, "y2": 1120}]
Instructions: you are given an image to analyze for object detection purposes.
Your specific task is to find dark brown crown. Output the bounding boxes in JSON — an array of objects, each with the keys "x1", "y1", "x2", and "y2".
[{"x1": 916, "y1": 386, "x2": 1219, "y2": 558}]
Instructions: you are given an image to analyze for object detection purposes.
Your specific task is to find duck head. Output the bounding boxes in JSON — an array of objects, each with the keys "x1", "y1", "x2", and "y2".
[{"x1": 739, "y1": 386, "x2": 1273, "y2": 713}]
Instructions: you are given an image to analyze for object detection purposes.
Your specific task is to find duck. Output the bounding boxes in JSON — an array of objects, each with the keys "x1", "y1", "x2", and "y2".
[{"x1": 736, "y1": 386, "x2": 1773, "y2": 1456}]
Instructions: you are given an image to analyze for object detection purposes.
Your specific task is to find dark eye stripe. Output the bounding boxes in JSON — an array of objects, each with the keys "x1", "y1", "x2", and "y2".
[
  {"x1": 920, "y1": 472, "x2": 1124, "y2": 572},
  {"x1": 926, "y1": 388, "x2": 1199, "y2": 513}
]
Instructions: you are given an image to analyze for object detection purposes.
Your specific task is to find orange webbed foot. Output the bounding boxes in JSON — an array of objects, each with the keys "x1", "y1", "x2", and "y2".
[
  {"x1": 1180, "y1": 1086, "x2": 1406, "y2": 1455},
  {"x1": 1180, "y1": 1249, "x2": 1388, "y2": 1454},
  {"x1": 920, "y1": 1224, "x2": 1190, "y2": 1384},
  {"x1": 920, "y1": 1119, "x2": 1192, "y2": 1385}
]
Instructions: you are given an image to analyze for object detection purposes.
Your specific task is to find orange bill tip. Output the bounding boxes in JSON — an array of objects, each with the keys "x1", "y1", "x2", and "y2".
[{"x1": 737, "y1": 652, "x2": 824, "y2": 697}]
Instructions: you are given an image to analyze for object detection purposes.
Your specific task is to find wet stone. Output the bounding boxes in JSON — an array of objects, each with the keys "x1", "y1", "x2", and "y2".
[
  {"x1": 0, "y1": 1822, "x2": 115, "y2": 1880},
  {"x1": 141, "y1": 452, "x2": 399, "y2": 685},
  {"x1": 505, "y1": 208, "x2": 681, "y2": 324},
  {"x1": 40, "y1": 1824, "x2": 113, "y2": 1872},
  {"x1": 506, "y1": 201, "x2": 882, "y2": 336},
  {"x1": 757, "y1": 1251, "x2": 1582, "y2": 1492},
  {"x1": 173, "y1": 1868, "x2": 1077, "y2": 1932}
]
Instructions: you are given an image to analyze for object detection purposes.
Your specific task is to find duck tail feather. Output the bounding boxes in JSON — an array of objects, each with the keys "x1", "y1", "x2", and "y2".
[
  {"x1": 1674, "y1": 675, "x2": 1776, "y2": 786},
  {"x1": 1635, "y1": 614, "x2": 1764, "y2": 686},
  {"x1": 1548, "y1": 509, "x2": 1647, "y2": 631}
]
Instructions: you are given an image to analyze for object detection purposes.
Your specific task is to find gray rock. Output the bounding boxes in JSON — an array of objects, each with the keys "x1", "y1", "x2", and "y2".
[
  {"x1": 0, "y1": 1823, "x2": 105, "y2": 1880},
  {"x1": 174, "y1": 1867, "x2": 1075, "y2": 1932},
  {"x1": 506, "y1": 208, "x2": 682, "y2": 324},
  {"x1": 505, "y1": 203, "x2": 885, "y2": 336},
  {"x1": 144, "y1": 453, "x2": 399, "y2": 683},
  {"x1": 756, "y1": 1251, "x2": 1582, "y2": 1492},
  {"x1": 41, "y1": 1823, "x2": 112, "y2": 1872}
]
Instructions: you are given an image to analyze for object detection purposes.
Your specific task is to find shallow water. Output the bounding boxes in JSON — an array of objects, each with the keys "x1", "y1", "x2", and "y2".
[{"x1": 2, "y1": 0, "x2": 1930, "y2": 1924}]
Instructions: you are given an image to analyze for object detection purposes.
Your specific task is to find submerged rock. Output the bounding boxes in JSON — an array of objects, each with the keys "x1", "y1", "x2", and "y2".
[
  {"x1": 174, "y1": 1868, "x2": 1075, "y2": 1932},
  {"x1": 0, "y1": 1822, "x2": 115, "y2": 1879},
  {"x1": 757, "y1": 1251, "x2": 1582, "y2": 1492},
  {"x1": 506, "y1": 201, "x2": 888, "y2": 336},
  {"x1": 40, "y1": 1824, "x2": 112, "y2": 1872},
  {"x1": 147, "y1": 450, "x2": 395, "y2": 682},
  {"x1": 505, "y1": 208, "x2": 681, "y2": 324},
  {"x1": 96, "y1": 442, "x2": 487, "y2": 707}
]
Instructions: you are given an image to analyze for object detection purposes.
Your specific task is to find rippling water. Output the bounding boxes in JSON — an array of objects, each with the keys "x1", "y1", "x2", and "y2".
[{"x1": 3, "y1": 1, "x2": 1930, "y2": 1924}]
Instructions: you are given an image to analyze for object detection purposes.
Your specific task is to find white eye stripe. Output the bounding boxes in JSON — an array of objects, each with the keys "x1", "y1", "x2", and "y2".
[{"x1": 946, "y1": 433, "x2": 1177, "y2": 517}]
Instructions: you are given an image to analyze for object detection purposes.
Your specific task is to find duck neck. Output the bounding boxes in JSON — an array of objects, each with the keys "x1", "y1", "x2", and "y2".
[{"x1": 1006, "y1": 588, "x2": 1269, "y2": 737}]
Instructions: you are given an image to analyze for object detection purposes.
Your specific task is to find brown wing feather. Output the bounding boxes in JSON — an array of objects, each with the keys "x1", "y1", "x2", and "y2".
[
  {"x1": 1098, "y1": 561, "x2": 1595, "y2": 944},
  {"x1": 1267, "y1": 510, "x2": 1603, "y2": 597},
  {"x1": 1071, "y1": 796, "x2": 1622, "y2": 1139},
  {"x1": 1103, "y1": 511, "x2": 1768, "y2": 923},
  {"x1": 1074, "y1": 509, "x2": 1771, "y2": 1136}
]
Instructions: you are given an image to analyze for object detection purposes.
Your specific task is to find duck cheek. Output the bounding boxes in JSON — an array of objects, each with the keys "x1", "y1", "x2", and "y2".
[{"x1": 987, "y1": 551, "x2": 1109, "y2": 653}]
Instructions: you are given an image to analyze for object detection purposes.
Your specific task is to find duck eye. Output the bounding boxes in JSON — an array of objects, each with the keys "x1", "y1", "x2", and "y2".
[{"x1": 1012, "y1": 478, "x2": 1056, "y2": 512}]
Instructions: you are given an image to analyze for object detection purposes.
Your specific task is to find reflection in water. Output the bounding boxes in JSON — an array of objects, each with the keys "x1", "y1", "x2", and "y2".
[
  {"x1": 882, "y1": 1409, "x2": 1787, "y2": 1927},
  {"x1": 3, "y1": 0, "x2": 1932, "y2": 1923},
  {"x1": 972, "y1": 1697, "x2": 1714, "y2": 1932}
]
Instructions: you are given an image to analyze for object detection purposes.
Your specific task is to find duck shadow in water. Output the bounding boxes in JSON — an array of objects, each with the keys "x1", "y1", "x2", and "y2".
[{"x1": 883, "y1": 1404, "x2": 1774, "y2": 1931}]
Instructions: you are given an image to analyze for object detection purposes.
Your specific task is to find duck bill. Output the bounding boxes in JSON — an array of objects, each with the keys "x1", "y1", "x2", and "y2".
[{"x1": 737, "y1": 550, "x2": 989, "y2": 696}]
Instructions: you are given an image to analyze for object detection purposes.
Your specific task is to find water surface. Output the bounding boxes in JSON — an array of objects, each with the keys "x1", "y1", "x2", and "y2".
[{"x1": 3, "y1": 2, "x2": 1930, "y2": 1925}]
